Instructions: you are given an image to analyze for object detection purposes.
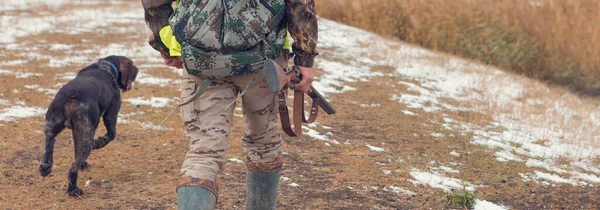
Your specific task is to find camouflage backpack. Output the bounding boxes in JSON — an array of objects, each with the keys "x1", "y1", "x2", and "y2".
[{"x1": 169, "y1": 0, "x2": 287, "y2": 79}]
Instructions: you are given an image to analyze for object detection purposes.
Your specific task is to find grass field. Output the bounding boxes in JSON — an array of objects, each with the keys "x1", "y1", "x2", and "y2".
[{"x1": 317, "y1": 0, "x2": 600, "y2": 96}]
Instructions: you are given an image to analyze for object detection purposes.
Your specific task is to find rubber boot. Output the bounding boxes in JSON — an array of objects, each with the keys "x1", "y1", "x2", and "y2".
[
  {"x1": 177, "y1": 186, "x2": 217, "y2": 210},
  {"x1": 246, "y1": 170, "x2": 280, "y2": 210}
]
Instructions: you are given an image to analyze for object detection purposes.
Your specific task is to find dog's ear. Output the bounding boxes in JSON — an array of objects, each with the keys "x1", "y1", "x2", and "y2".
[{"x1": 117, "y1": 57, "x2": 138, "y2": 92}]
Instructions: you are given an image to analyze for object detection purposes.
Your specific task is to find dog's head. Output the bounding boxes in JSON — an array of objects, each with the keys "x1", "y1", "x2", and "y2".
[{"x1": 100, "y1": 55, "x2": 139, "y2": 92}]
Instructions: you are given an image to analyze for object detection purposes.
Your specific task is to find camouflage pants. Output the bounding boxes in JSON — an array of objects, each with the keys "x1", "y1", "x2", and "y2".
[{"x1": 177, "y1": 56, "x2": 288, "y2": 195}]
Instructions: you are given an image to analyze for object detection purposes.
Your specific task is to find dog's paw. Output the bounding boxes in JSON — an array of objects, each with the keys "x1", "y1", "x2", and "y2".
[
  {"x1": 79, "y1": 161, "x2": 91, "y2": 170},
  {"x1": 92, "y1": 136, "x2": 108, "y2": 150},
  {"x1": 67, "y1": 188, "x2": 83, "y2": 196},
  {"x1": 39, "y1": 163, "x2": 52, "y2": 177}
]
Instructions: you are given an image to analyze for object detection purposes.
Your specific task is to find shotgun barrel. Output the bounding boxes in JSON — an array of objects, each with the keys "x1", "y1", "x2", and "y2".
[{"x1": 308, "y1": 86, "x2": 336, "y2": 115}]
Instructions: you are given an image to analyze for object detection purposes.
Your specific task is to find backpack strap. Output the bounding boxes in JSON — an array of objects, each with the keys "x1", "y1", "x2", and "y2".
[
  {"x1": 178, "y1": 78, "x2": 213, "y2": 107},
  {"x1": 159, "y1": 78, "x2": 212, "y2": 126}
]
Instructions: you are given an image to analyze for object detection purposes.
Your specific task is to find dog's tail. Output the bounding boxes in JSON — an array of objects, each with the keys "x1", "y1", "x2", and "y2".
[
  {"x1": 45, "y1": 89, "x2": 79, "y2": 128},
  {"x1": 63, "y1": 89, "x2": 98, "y2": 130},
  {"x1": 63, "y1": 97, "x2": 80, "y2": 129},
  {"x1": 63, "y1": 89, "x2": 84, "y2": 129}
]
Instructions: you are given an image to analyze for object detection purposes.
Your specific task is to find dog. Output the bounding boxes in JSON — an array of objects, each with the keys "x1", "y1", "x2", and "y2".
[{"x1": 39, "y1": 55, "x2": 138, "y2": 196}]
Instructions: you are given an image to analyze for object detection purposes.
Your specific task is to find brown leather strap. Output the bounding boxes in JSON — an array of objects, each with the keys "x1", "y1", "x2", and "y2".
[
  {"x1": 303, "y1": 96, "x2": 319, "y2": 123},
  {"x1": 278, "y1": 90, "x2": 297, "y2": 137},
  {"x1": 278, "y1": 86, "x2": 321, "y2": 137},
  {"x1": 286, "y1": 68, "x2": 303, "y2": 136},
  {"x1": 292, "y1": 90, "x2": 303, "y2": 135}
]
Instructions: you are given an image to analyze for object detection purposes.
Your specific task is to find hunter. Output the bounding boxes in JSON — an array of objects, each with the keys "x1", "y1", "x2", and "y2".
[{"x1": 141, "y1": 0, "x2": 318, "y2": 209}]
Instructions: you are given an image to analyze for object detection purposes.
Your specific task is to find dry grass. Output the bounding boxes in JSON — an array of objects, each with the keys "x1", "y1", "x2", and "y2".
[{"x1": 317, "y1": 0, "x2": 600, "y2": 96}]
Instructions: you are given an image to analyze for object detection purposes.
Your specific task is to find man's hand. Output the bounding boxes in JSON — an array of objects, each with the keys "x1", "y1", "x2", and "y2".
[
  {"x1": 163, "y1": 57, "x2": 183, "y2": 69},
  {"x1": 294, "y1": 66, "x2": 314, "y2": 93}
]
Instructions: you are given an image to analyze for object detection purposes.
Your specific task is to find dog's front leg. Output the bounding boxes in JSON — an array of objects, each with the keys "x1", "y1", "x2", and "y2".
[{"x1": 93, "y1": 101, "x2": 120, "y2": 150}]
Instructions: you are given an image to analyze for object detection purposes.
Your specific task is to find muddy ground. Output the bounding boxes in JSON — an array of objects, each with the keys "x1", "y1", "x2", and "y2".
[{"x1": 1, "y1": 1, "x2": 598, "y2": 209}]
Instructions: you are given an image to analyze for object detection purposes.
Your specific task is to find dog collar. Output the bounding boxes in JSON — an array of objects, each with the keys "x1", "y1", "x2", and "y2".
[{"x1": 99, "y1": 60, "x2": 119, "y2": 79}]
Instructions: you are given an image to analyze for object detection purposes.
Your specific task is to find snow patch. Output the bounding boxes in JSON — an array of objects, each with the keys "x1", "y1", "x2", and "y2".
[
  {"x1": 303, "y1": 126, "x2": 330, "y2": 141},
  {"x1": 434, "y1": 166, "x2": 460, "y2": 173},
  {"x1": 136, "y1": 72, "x2": 174, "y2": 87},
  {"x1": 533, "y1": 171, "x2": 577, "y2": 186},
  {"x1": 384, "y1": 45, "x2": 600, "y2": 184},
  {"x1": 390, "y1": 186, "x2": 416, "y2": 195},
  {"x1": 15, "y1": 72, "x2": 43, "y2": 79},
  {"x1": 118, "y1": 112, "x2": 172, "y2": 131},
  {"x1": 48, "y1": 56, "x2": 90, "y2": 68},
  {"x1": 55, "y1": 72, "x2": 77, "y2": 80},
  {"x1": 49, "y1": 44, "x2": 74, "y2": 51},
  {"x1": 450, "y1": 151, "x2": 460, "y2": 157},
  {"x1": 0, "y1": 0, "x2": 68, "y2": 12},
  {"x1": 0, "y1": 60, "x2": 27, "y2": 66},
  {"x1": 410, "y1": 169, "x2": 475, "y2": 192},
  {"x1": 123, "y1": 97, "x2": 173, "y2": 108},
  {"x1": 366, "y1": 144, "x2": 384, "y2": 152},
  {"x1": 474, "y1": 200, "x2": 509, "y2": 210},
  {"x1": 24, "y1": 85, "x2": 57, "y2": 96},
  {"x1": 0, "y1": 106, "x2": 46, "y2": 122},
  {"x1": 402, "y1": 110, "x2": 418, "y2": 116},
  {"x1": 360, "y1": 103, "x2": 380, "y2": 108},
  {"x1": 525, "y1": 159, "x2": 568, "y2": 174},
  {"x1": 431, "y1": 133, "x2": 445, "y2": 138}
]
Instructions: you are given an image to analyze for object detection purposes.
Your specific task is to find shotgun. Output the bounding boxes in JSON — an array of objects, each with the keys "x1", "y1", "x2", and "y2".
[
  {"x1": 264, "y1": 59, "x2": 336, "y2": 137},
  {"x1": 289, "y1": 66, "x2": 336, "y2": 115}
]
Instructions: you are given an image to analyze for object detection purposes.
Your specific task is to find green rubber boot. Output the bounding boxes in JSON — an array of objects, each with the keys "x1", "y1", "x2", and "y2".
[
  {"x1": 177, "y1": 186, "x2": 217, "y2": 210},
  {"x1": 246, "y1": 170, "x2": 280, "y2": 210}
]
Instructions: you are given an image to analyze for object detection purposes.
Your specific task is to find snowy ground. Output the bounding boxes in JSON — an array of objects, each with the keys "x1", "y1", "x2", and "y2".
[
  {"x1": 311, "y1": 18, "x2": 600, "y2": 209},
  {"x1": 315, "y1": 18, "x2": 600, "y2": 187},
  {"x1": 1, "y1": 1, "x2": 598, "y2": 209}
]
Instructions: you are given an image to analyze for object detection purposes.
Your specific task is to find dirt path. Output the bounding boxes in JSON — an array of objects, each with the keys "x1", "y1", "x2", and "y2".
[{"x1": 1, "y1": 1, "x2": 599, "y2": 209}]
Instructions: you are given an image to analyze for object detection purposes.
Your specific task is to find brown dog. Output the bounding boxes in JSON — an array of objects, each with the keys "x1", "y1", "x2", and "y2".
[{"x1": 39, "y1": 55, "x2": 138, "y2": 196}]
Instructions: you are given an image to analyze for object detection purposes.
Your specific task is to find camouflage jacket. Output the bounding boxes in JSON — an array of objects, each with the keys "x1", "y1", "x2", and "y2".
[{"x1": 141, "y1": 0, "x2": 318, "y2": 68}]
